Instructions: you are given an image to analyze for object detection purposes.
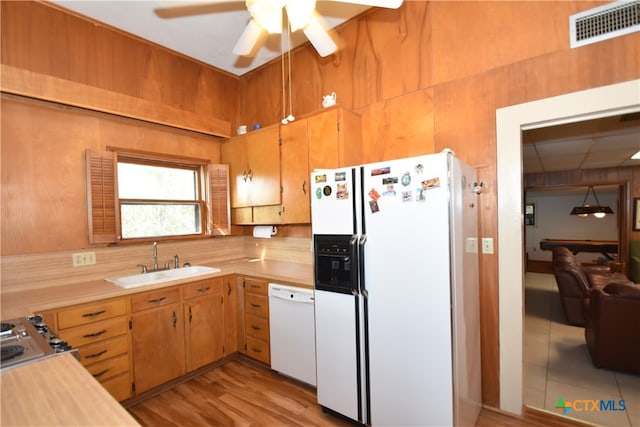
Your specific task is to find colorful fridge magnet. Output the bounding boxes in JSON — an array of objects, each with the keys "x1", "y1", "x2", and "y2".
[
  {"x1": 335, "y1": 172, "x2": 346, "y2": 181},
  {"x1": 316, "y1": 187, "x2": 323, "y2": 199},
  {"x1": 401, "y1": 172, "x2": 411, "y2": 186},
  {"x1": 369, "y1": 200, "x2": 380, "y2": 213},
  {"x1": 368, "y1": 188, "x2": 381, "y2": 201},
  {"x1": 336, "y1": 183, "x2": 349, "y2": 200},
  {"x1": 423, "y1": 177, "x2": 441, "y2": 189},
  {"x1": 323, "y1": 185, "x2": 332, "y2": 196},
  {"x1": 371, "y1": 166, "x2": 390, "y2": 176},
  {"x1": 315, "y1": 174, "x2": 327, "y2": 183},
  {"x1": 402, "y1": 191, "x2": 413, "y2": 202},
  {"x1": 382, "y1": 185, "x2": 396, "y2": 197}
]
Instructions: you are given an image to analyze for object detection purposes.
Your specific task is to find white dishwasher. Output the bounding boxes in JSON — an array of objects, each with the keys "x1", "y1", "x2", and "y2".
[{"x1": 268, "y1": 283, "x2": 316, "y2": 386}]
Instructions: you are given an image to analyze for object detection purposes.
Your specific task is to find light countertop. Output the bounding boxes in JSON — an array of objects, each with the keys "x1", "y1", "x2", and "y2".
[
  {"x1": 1, "y1": 258, "x2": 313, "y2": 319},
  {"x1": 1, "y1": 353, "x2": 140, "y2": 426}
]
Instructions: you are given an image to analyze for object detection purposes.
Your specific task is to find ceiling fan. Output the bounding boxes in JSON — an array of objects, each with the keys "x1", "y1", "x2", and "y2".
[{"x1": 155, "y1": 0, "x2": 404, "y2": 57}]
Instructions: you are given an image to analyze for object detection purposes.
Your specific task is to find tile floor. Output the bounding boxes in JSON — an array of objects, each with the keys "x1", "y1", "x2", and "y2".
[{"x1": 524, "y1": 272, "x2": 640, "y2": 427}]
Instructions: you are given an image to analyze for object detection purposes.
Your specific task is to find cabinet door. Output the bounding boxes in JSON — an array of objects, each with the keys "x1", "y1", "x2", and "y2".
[
  {"x1": 221, "y1": 135, "x2": 250, "y2": 208},
  {"x1": 131, "y1": 304, "x2": 185, "y2": 394},
  {"x1": 307, "y1": 109, "x2": 340, "y2": 170},
  {"x1": 185, "y1": 294, "x2": 224, "y2": 371},
  {"x1": 280, "y1": 119, "x2": 310, "y2": 223},
  {"x1": 223, "y1": 276, "x2": 239, "y2": 355},
  {"x1": 245, "y1": 125, "x2": 281, "y2": 206}
]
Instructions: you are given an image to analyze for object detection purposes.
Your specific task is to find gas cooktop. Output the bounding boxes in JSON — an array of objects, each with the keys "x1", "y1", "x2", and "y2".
[{"x1": 0, "y1": 315, "x2": 77, "y2": 371}]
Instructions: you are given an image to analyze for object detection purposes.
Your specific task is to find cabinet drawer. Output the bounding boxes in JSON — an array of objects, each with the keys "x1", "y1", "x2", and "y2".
[
  {"x1": 61, "y1": 316, "x2": 128, "y2": 348},
  {"x1": 245, "y1": 278, "x2": 268, "y2": 295},
  {"x1": 246, "y1": 336, "x2": 270, "y2": 365},
  {"x1": 57, "y1": 299, "x2": 127, "y2": 329},
  {"x1": 77, "y1": 335, "x2": 128, "y2": 367},
  {"x1": 183, "y1": 278, "x2": 222, "y2": 300},
  {"x1": 245, "y1": 294, "x2": 268, "y2": 318},
  {"x1": 86, "y1": 353, "x2": 129, "y2": 382},
  {"x1": 245, "y1": 314, "x2": 269, "y2": 341},
  {"x1": 131, "y1": 287, "x2": 181, "y2": 312},
  {"x1": 101, "y1": 373, "x2": 132, "y2": 402}
]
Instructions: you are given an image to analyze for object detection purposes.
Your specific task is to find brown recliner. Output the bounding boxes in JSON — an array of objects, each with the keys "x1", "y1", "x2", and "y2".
[
  {"x1": 585, "y1": 282, "x2": 640, "y2": 374},
  {"x1": 551, "y1": 247, "x2": 630, "y2": 326}
]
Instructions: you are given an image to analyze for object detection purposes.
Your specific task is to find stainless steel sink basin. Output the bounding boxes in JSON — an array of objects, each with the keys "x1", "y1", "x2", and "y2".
[{"x1": 105, "y1": 266, "x2": 221, "y2": 289}]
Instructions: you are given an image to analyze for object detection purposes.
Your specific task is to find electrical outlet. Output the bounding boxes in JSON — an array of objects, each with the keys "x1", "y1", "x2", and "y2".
[
  {"x1": 72, "y1": 251, "x2": 96, "y2": 267},
  {"x1": 482, "y1": 238, "x2": 494, "y2": 254}
]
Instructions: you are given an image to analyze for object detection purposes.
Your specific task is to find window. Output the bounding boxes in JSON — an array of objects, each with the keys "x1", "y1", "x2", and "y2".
[
  {"x1": 86, "y1": 149, "x2": 229, "y2": 244},
  {"x1": 117, "y1": 160, "x2": 203, "y2": 239}
]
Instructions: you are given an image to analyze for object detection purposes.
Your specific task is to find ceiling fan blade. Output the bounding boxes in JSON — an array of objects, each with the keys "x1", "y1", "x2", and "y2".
[
  {"x1": 303, "y1": 13, "x2": 337, "y2": 57},
  {"x1": 154, "y1": 1, "x2": 244, "y2": 19},
  {"x1": 233, "y1": 19, "x2": 264, "y2": 56},
  {"x1": 324, "y1": 0, "x2": 403, "y2": 8}
]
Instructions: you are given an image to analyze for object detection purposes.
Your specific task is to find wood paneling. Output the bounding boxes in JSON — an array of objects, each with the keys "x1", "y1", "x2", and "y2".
[
  {"x1": 0, "y1": 95, "x2": 222, "y2": 254},
  {"x1": 0, "y1": 1, "x2": 236, "y2": 136}
]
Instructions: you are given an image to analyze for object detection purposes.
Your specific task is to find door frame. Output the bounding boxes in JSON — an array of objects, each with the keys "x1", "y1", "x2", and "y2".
[{"x1": 495, "y1": 79, "x2": 640, "y2": 414}]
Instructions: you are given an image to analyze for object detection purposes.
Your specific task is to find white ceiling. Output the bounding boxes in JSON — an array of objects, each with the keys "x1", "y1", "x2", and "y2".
[
  {"x1": 522, "y1": 113, "x2": 640, "y2": 174},
  {"x1": 51, "y1": 0, "x2": 370, "y2": 76}
]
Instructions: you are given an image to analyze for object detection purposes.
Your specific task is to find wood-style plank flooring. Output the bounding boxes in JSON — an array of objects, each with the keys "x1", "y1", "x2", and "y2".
[{"x1": 127, "y1": 357, "x2": 586, "y2": 426}]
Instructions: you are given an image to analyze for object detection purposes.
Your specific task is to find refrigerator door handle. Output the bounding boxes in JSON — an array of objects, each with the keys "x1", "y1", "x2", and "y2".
[
  {"x1": 349, "y1": 234, "x2": 359, "y2": 293},
  {"x1": 358, "y1": 234, "x2": 367, "y2": 292}
]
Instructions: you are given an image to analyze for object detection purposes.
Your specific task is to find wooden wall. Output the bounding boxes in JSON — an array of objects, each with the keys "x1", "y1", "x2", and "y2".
[
  {"x1": 0, "y1": 1, "x2": 236, "y2": 136},
  {"x1": 235, "y1": 1, "x2": 640, "y2": 407},
  {"x1": 1, "y1": 0, "x2": 639, "y2": 411}
]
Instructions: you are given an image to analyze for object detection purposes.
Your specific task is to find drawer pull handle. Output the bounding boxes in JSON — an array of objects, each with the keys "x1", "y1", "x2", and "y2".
[
  {"x1": 83, "y1": 329, "x2": 107, "y2": 339},
  {"x1": 82, "y1": 310, "x2": 106, "y2": 318},
  {"x1": 250, "y1": 284, "x2": 260, "y2": 288},
  {"x1": 251, "y1": 347, "x2": 262, "y2": 353},
  {"x1": 189, "y1": 307, "x2": 193, "y2": 323},
  {"x1": 148, "y1": 297, "x2": 167, "y2": 304},
  {"x1": 93, "y1": 369, "x2": 109, "y2": 378},
  {"x1": 172, "y1": 310, "x2": 177, "y2": 328},
  {"x1": 251, "y1": 303, "x2": 261, "y2": 308},
  {"x1": 227, "y1": 282, "x2": 231, "y2": 296},
  {"x1": 85, "y1": 350, "x2": 108, "y2": 359},
  {"x1": 251, "y1": 325, "x2": 261, "y2": 330},
  {"x1": 197, "y1": 286, "x2": 210, "y2": 293}
]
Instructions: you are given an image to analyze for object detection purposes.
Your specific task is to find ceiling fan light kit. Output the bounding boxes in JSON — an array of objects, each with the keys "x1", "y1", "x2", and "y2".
[{"x1": 231, "y1": 0, "x2": 404, "y2": 58}]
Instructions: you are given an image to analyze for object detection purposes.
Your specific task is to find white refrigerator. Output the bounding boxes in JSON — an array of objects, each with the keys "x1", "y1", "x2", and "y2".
[{"x1": 311, "y1": 152, "x2": 482, "y2": 426}]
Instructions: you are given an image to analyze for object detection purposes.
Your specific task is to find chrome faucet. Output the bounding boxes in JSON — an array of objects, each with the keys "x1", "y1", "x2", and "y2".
[{"x1": 152, "y1": 241, "x2": 159, "y2": 271}]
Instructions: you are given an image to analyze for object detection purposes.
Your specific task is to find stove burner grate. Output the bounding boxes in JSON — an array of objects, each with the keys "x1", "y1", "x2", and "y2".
[{"x1": 1, "y1": 345, "x2": 27, "y2": 362}]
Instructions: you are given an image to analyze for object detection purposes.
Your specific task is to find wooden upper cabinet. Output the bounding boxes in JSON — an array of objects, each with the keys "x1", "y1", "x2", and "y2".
[
  {"x1": 307, "y1": 107, "x2": 362, "y2": 169},
  {"x1": 279, "y1": 119, "x2": 311, "y2": 224},
  {"x1": 221, "y1": 124, "x2": 281, "y2": 208}
]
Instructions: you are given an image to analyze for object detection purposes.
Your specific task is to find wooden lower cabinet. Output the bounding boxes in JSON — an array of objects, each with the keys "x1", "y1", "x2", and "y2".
[
  {"x1": 130, "y1": 287, "x2": 185, "y2": 394},
  {"x1": 242, "y1": 277, "x2": 270, "y2": 365},
  {"x1": 53, "y1": 297, "x2": 133, "y2": 402},
  {"x1": 183, "y1": 278, "x2": 224, "y2": 371}
]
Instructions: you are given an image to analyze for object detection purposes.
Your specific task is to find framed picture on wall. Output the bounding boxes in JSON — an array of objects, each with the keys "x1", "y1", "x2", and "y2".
[
  {"x1": 524, "y1": 202, "x2": 535, "y2": 226},
  {"x1": 634, "y1": 198, "x2": 640, "y2": 231}
]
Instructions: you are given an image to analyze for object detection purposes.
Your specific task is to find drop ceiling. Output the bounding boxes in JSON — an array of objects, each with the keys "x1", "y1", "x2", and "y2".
[
  {"x1": 50, "y1": 0, "x2": 370, "y2": 76},
  {"x1": 522, "y1": 113, "x2": 640, "y2": 174}
]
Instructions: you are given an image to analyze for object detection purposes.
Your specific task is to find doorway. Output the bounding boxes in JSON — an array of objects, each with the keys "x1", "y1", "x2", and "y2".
[{"x1": 495, "y1": 79, "x2": 640, "y2": 415}]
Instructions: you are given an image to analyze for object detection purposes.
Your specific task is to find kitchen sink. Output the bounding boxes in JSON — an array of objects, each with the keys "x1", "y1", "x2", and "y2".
[{"x1": 105, "y1": 266, "x2": 221, "y2": 289}]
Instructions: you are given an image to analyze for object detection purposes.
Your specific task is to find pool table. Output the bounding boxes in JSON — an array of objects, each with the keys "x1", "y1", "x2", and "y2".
[{"x1": 539, "y1": 239, "x2": 618, "y2": 260}]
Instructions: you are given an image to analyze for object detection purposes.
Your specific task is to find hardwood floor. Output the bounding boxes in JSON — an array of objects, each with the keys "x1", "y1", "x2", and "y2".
[{"x1": 127, "y1": 357, "x2": 587, "y2": 426}]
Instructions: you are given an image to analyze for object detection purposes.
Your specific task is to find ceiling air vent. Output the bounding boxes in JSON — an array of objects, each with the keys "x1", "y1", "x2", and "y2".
[{"x1": 570, "y1": 0, "x2": 640, "y2": 48}]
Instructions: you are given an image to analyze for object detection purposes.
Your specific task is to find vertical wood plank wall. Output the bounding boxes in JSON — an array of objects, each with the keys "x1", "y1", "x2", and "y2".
[{"x1": 1, "y1": 0, "x2": 639, "y2": 409}]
